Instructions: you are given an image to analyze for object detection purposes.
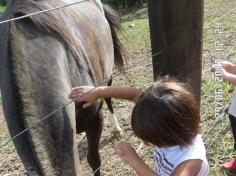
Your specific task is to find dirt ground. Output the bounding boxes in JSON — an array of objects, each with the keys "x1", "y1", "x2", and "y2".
[{"x1": 1, "y1": 0, "x2": 236, "y2": 175}]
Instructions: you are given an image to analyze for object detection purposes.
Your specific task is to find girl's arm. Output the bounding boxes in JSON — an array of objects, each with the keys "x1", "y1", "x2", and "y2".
[
  {"x1": 212, "y1": 61, "x2": 236, "y2": 85},
  {"x1": 69, "y1": 86, "x2": 143, "y2": 108},
  {"x1": 223, "y1": 69, "x2": 236, "y2": 85},
  {"x1": 114, "y1": 143, "x2": 156, "y2": 176},
  {"x1": 221, "y1": 61, "x2": 236, "y2": 74},
  {"x1": 171, "y1": 160, "x2": 202, "y2": 176},
  {"x1": 131, "y1": 159, "x2": 156, "y2": 176},
  {"x1": 115, "y1": 143, "x2": 202, "y2": 176}
]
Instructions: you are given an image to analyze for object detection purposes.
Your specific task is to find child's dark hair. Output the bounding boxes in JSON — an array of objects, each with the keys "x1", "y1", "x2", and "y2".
[{"x1": 131, "y1": 77, "x2": 201, "y2": 147}]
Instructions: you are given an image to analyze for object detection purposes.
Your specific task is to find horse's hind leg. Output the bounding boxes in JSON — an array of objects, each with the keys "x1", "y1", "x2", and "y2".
[
  {"x1": 86, "y1": 112, "x2": 103, "y2": 176},
  {"x1": 105, "y1": 78, "x2": 122, "y2": 137},
  {"x1": 105, "y1": 97, "x2": 122, "y2": 137}
]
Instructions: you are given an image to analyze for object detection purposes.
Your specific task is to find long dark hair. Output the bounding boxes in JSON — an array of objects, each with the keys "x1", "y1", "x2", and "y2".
[{"x1": 131, "y1": 77, "x2": 201, "y2": 147}]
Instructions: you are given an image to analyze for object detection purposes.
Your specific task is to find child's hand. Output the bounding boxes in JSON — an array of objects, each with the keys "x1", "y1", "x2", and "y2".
[
  {"x1": 114, "y1": 143, "x2": 141, "y2": 167},
  {"x1": 68, "y1": 86, "x2": 100, "y2": 108},
  {"x1": 221, "y1": 61, "x2": 234, "y2": 70},
  {"x1": 211, "y1": 61, "x2": 234, "y2": 73},
  {"x1": 211, "y1": 63, "x2": 218, "y2": 73}
]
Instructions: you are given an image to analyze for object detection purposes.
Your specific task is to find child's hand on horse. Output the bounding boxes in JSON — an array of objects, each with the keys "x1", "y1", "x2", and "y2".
[
  {"x1": 114, "y1": 143, "x2": 141, "y2": 167},
  {"x1": 69, "y1": 86, "x2": 100, "y2": 108}
]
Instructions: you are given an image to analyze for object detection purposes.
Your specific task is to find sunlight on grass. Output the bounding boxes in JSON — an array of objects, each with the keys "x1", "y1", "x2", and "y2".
[
  {"x1": 0, "y1": 5, "x2": 5, "y2": 16},
  {"x1": 120, "y1": 19, "x2": 150, "y2": 52}
]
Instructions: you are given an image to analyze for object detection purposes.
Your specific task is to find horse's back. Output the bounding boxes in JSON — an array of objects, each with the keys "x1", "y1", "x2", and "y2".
[{"x1": 64, "y1": 0, "x2": 114, "y2": 85}]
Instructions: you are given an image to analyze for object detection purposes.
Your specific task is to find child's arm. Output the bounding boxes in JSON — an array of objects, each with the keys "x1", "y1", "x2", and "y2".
[
  {"x1": 171, "y1": 160, "x2": 202, "y2": 176},
  {"x1": 114, "y1": 143, "x2": 156, "y2": 176},
  {"x1": 211, "y1": 61, "x2": 236, "y2": 85},
  {"x1": 223, "y1": 69, "x2": 236, "y2": 85},
  {"x1": 114, "y1": 142, "x2": 202, "y2": 176},
  {"x1": 221, "y1": 61, "x2": 236, "y2": 74},
  {"x1": 69, "y1": 86, "x2": 143, "y2": 108}
]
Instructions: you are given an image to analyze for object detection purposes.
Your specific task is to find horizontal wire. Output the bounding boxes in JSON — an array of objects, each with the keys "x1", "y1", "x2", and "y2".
[
  {"x1": 91, "y1": 132, "x2": 135, "y2": 176},
  {"x1": 1, "y1": 0, "x2": 235, "y2": 174},
  {"x1": 207, "y1": 119, "x2": 230, "y2": 151},
  {"x1": 0, "y1": 51, "x2": 163, "y2": 151},
  {"x1": 0, "y1": 0, "x2": 89, "y2": 25},
  {"x1": 204, "y1": 5, "x2": 236, "y2": 30}
]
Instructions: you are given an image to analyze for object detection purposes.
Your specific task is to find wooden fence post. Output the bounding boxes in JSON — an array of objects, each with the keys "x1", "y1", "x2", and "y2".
[{"x1": 148, "y1": 0, "x2": 204, "y2": 106}]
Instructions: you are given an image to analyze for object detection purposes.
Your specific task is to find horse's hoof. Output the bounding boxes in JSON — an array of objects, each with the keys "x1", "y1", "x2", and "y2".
[{"x1": 112, "y1": 129, "x2": 123, "y2": 138}]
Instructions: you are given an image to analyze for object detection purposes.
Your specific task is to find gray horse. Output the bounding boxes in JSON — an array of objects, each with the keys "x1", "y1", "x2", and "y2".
[{"x1": 0, "y1": 0, "x2": 123, "y2": 175}]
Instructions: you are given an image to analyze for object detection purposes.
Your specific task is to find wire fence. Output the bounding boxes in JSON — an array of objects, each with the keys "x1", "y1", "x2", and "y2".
[{"x1": 0, "y1": 0, "x2": 236, "y2": 175}]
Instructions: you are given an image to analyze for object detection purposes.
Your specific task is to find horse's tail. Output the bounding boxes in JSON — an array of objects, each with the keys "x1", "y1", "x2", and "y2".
[{"x1": 102, "y1": 4, "x2": 124, "y2": 71}]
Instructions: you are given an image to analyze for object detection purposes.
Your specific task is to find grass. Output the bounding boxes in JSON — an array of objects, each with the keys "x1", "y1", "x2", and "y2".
[
  {"x1": 201, "y1": 77, "x2": 234, "y2": 175},
  {"x1": 119, "y1": 1, "x2": 236, "y2": 176},
  {"x1": 118, "y1": 4, "x2": 150, "y2": 52},
  {"x1": 120, "y1": 18, "x2": 150, "y2": 52},
  {"x1": 1, "y1": 1, "x2": 236, "y2": 175},
  {"x1": 0, "y1": 5, "x2": 5, "y2": 16}
]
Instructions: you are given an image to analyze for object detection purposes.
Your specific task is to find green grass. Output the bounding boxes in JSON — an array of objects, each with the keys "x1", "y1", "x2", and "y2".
[
  {"x1": 0, "y1": 1, "x2": 236, "y2": 175},
  {"x1": 120, "y1": 18, "x2": 150, "y2": 52},
  {"x1": 0, "y1": 5, "x2": 5, "y2": 16},
  {"x1": 203, "y1": 0, "x2": 236, "y2": 49},
  {"x1": 118, "y1": 5, "x2": 150, "y2": 53},
  {"x1": 120, "y1": 1, "x2": 236, "y2": 175}
]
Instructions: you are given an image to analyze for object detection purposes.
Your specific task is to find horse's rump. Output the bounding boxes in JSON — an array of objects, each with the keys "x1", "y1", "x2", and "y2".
[{"x1": 0, "y1": 0, "x2": 123, "y2": 175}]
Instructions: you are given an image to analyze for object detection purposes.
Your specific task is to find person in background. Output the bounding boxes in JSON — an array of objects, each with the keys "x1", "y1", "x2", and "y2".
[
  {"x1": 212, "y1": 61, "x2": 236, "y2": 171},
  {"x1": 69, "y1": 77, "x2": 209, "y2": 176}
]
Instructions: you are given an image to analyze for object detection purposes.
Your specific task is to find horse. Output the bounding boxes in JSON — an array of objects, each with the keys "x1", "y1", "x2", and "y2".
[{"x1": 0, "y1": 0, "x2": 124, "y2": 175}]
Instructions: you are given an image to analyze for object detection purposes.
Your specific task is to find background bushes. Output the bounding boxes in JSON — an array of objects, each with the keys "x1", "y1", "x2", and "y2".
[
  {"x1": 102, "y1": 0, "x2": 146, "y2": 9},
  {"x1": 0, "y1": 0, "x2": 6, "y2": 6}
]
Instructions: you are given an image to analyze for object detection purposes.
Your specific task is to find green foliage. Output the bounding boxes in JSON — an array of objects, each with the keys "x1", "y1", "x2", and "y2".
[
  {"x1": 0, "y1": 0, "x2": 6, "y2": 6},
  {"x1": 0, "y1": 5, "x2": 5, "y2": 16},
  {"x1": 102, "y1": 0, "x2": 146, "y2": 9}
]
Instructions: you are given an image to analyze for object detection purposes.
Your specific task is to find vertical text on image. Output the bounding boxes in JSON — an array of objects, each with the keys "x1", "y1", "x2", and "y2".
[{"x1": 214, "y1": 22, "x2": 224, "y2": 118}]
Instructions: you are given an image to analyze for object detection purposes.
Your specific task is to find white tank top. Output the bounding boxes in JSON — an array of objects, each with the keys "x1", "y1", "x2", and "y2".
[
  {"x1": 154, "y1": 134, "x2": 209, "y2": 176},
  {"x1": 229, "y1": 87, "x2": 236, "y2": 117}
]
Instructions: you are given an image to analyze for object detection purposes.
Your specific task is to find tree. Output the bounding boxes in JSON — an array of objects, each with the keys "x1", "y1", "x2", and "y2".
[
  {"x1": 0, "y1": 0, "x2": 7, "y2": 6},
  {"x1": 102, "y1": 0, "x2": 145, "y2": 9}
]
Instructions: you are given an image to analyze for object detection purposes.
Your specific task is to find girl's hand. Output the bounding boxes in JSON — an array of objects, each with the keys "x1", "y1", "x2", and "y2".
[
  {"x1": 211, "y1": 62, "x2": 222, "y2": 73},
  {"x1": 221, "y1": 61, "x2": 234, "y2": 70},
  {"x1": 114, "y1": 143, "x2": 157, "y2": 176},
  {"x1": 68, "y1": 86, "x2": 101, "y2": 108},
  {"x1": 114, "y1": 143, "x2": 141, "y2": 167},
  {"x1": 211, "y1": 63, "x2": 231, "y2": 80},
  {"x1": 211, "y1": 61, "x2": 234, "y2": 73},
  {"x1": 222, "y1": 68, "x2": 231, "y2": 80}
]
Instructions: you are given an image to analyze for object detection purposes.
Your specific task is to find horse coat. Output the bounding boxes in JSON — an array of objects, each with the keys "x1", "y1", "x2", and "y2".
[{"x1": 0, "y1": 0, "x2": 123, "y2": 175}]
